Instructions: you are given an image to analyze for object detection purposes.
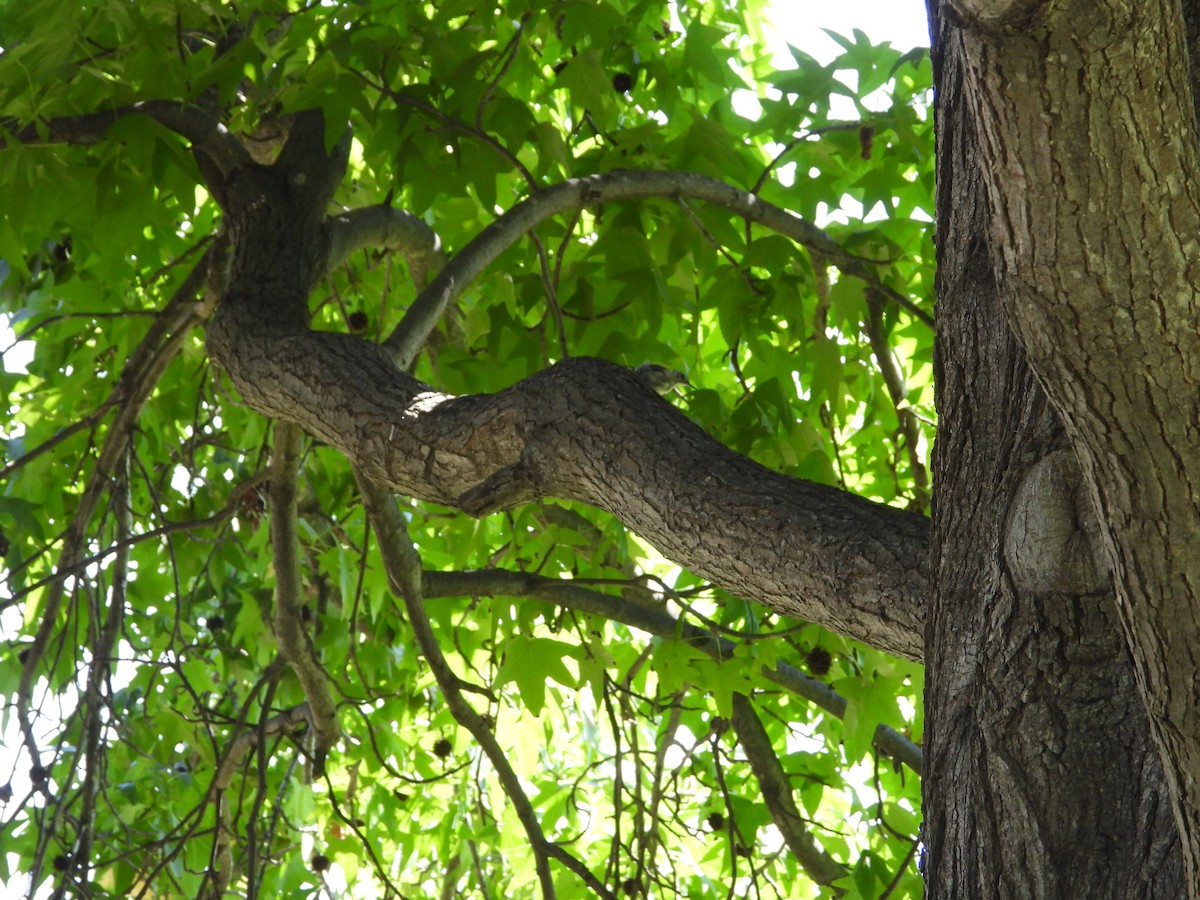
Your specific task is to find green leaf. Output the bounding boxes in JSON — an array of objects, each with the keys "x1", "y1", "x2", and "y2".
[
  {"x1": 0, "y1": 3, "x2": 934, "y2": 894},
  {"x1": 495, "y1": 637, "x2": 580, "y2": 717}
]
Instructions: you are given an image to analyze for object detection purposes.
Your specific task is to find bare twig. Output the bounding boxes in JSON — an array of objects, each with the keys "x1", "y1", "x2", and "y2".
[
  {"x1": 639, "y1": 699, "x2": 686, "y2": 886},
  {"x1": 475, "y1": 16, "x2": 529, "y2": 132},
  {"x1": 749, "y1": 121, "x2": 872, "y2": 197},
  {"x1": 1, "y1": 472, "x2": 269, "y2": 613},
  {"x1": 421, "y1": 568, "x2": 923, "y2": 776},
  {"x1": 1, "y1": 246, "x2": 214, "y2": 483},
  {"x1": 865, "y1": 291, "x2": 929, "y2": 511},
  {"x1": 74, "y1": 449, "x2": 131, "y2": 882},
  {"x1": 14, "y1": 248, "x2": 215, "y2": 799},
  {"x1": 353, "y1": 69, "x2": 536, "y2": 187},
  {"x1": 0, "y1": 412, "x2": 105, "y2": 483},
  {"x1": 676, "y1": 196, "x2": 763, "y2": 297},
  {"x1": 357, "y1": 475, "x2": 617, "y2": 900},
  {"x1": 531, "y1": 232, "x2": 570, "y2": 358}
]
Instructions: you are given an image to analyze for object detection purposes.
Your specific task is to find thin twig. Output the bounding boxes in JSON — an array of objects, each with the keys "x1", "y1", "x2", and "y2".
[
  {"x1": 531, "y1": 232, "x2": 570, "y2": 358},
  {"x1": 1, "y1": 472, "x2": 269, "y2": 612},
  {"x1": 865, "y1": 291, "x2": 929, "y2": 511},
  {"x1": 475, "y1": 16, "x2": 529, "y2": 132},
  {"x1": 420, "y1": 568, "x2": 923, "y2": 776},
  {"x1": 74, "y1": 448, "x2": 130, "y2": 881},
  {"x1": 357, "y1": 474, "x2": 617, "y2": 900}
]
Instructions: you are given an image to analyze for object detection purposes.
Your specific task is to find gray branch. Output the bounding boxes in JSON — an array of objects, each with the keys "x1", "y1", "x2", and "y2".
[
  {"x1": 358, "y1": 476, "x2": 615, "y2": 900},
  {"x1": 203, "y1": 113, "x2": 929, "y2": 664},
  {"x1": 323, "y1": 205, "x2": 445, "y2": 287},
  {"x1": 382, "y1": 169, "x2": 930, "y2": 369},
  {"x1": 268, "y1": 424, "x2": 339, "y2": 776}
]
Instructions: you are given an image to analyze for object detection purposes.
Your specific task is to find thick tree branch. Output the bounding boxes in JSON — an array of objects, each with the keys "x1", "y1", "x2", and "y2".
[
  {"x1": 382, "y1": 169, "x2": 931, "y2": 370},
  {"x1": 207, "y1": 320, "x2": 930, "y2": 659},
  {"x1": 204, "y1": 110, "x2": 927, "y2": 664},
  {"x1": 4, "y1": 99, "x2": 251, "y2": 174}
]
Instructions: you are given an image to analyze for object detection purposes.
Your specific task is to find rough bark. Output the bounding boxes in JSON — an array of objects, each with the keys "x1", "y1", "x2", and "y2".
[
  {"x1": 925, "y1": 0, "x2": 1185, "y2": 894},
  {"x1": 202, "y1": 114, "x2": 931, "y2": 662},
  {"x1": 935, "y1": 0, "x2": 1200, "y2": 888}
]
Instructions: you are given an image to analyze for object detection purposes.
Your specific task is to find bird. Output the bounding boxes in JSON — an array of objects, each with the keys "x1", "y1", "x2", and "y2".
[{"x1": 635, "y1": 363, "x2": 691, "y2": 396}]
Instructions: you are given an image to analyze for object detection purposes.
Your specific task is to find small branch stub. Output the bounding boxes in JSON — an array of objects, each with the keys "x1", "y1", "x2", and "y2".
[{"x1": 1004, "y1": 449, "x2": 1107, "y2": 595}]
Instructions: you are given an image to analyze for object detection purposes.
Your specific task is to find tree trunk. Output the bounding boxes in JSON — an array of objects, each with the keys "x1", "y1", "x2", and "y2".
[{"x1": 925, "y1": 0, "x2": 1185, "y2": 894}]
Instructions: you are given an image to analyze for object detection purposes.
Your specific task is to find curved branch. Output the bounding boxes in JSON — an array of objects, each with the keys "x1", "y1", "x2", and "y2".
[
  {"x1": 5, "y1": 100, "x2": 251, "y2": 174},
  {"x1": 208, "y1": 319, "x2": 929, "y2": 660},
  {"x1": 212, "y1": 704, "x2": 307, "y2": 794},
  {"x1": 323, "y1": 204, "x2": 445, "y2": 287},
  {"x1": 382, "y1": 169, "x2": 931, "y2": 369},
  {"x1": 204, "y1": 125, "x2": 928, "y2": 662}
]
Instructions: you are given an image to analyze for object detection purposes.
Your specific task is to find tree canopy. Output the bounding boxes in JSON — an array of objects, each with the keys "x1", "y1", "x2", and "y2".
[{"x1": 0, "y1": 1, "x2": 935, "y2": 897}]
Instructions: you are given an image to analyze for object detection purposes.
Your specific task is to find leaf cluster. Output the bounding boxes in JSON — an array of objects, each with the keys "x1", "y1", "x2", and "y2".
[{"x1": 0, "y1": 0, "x2": 932, "y2": 897}]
